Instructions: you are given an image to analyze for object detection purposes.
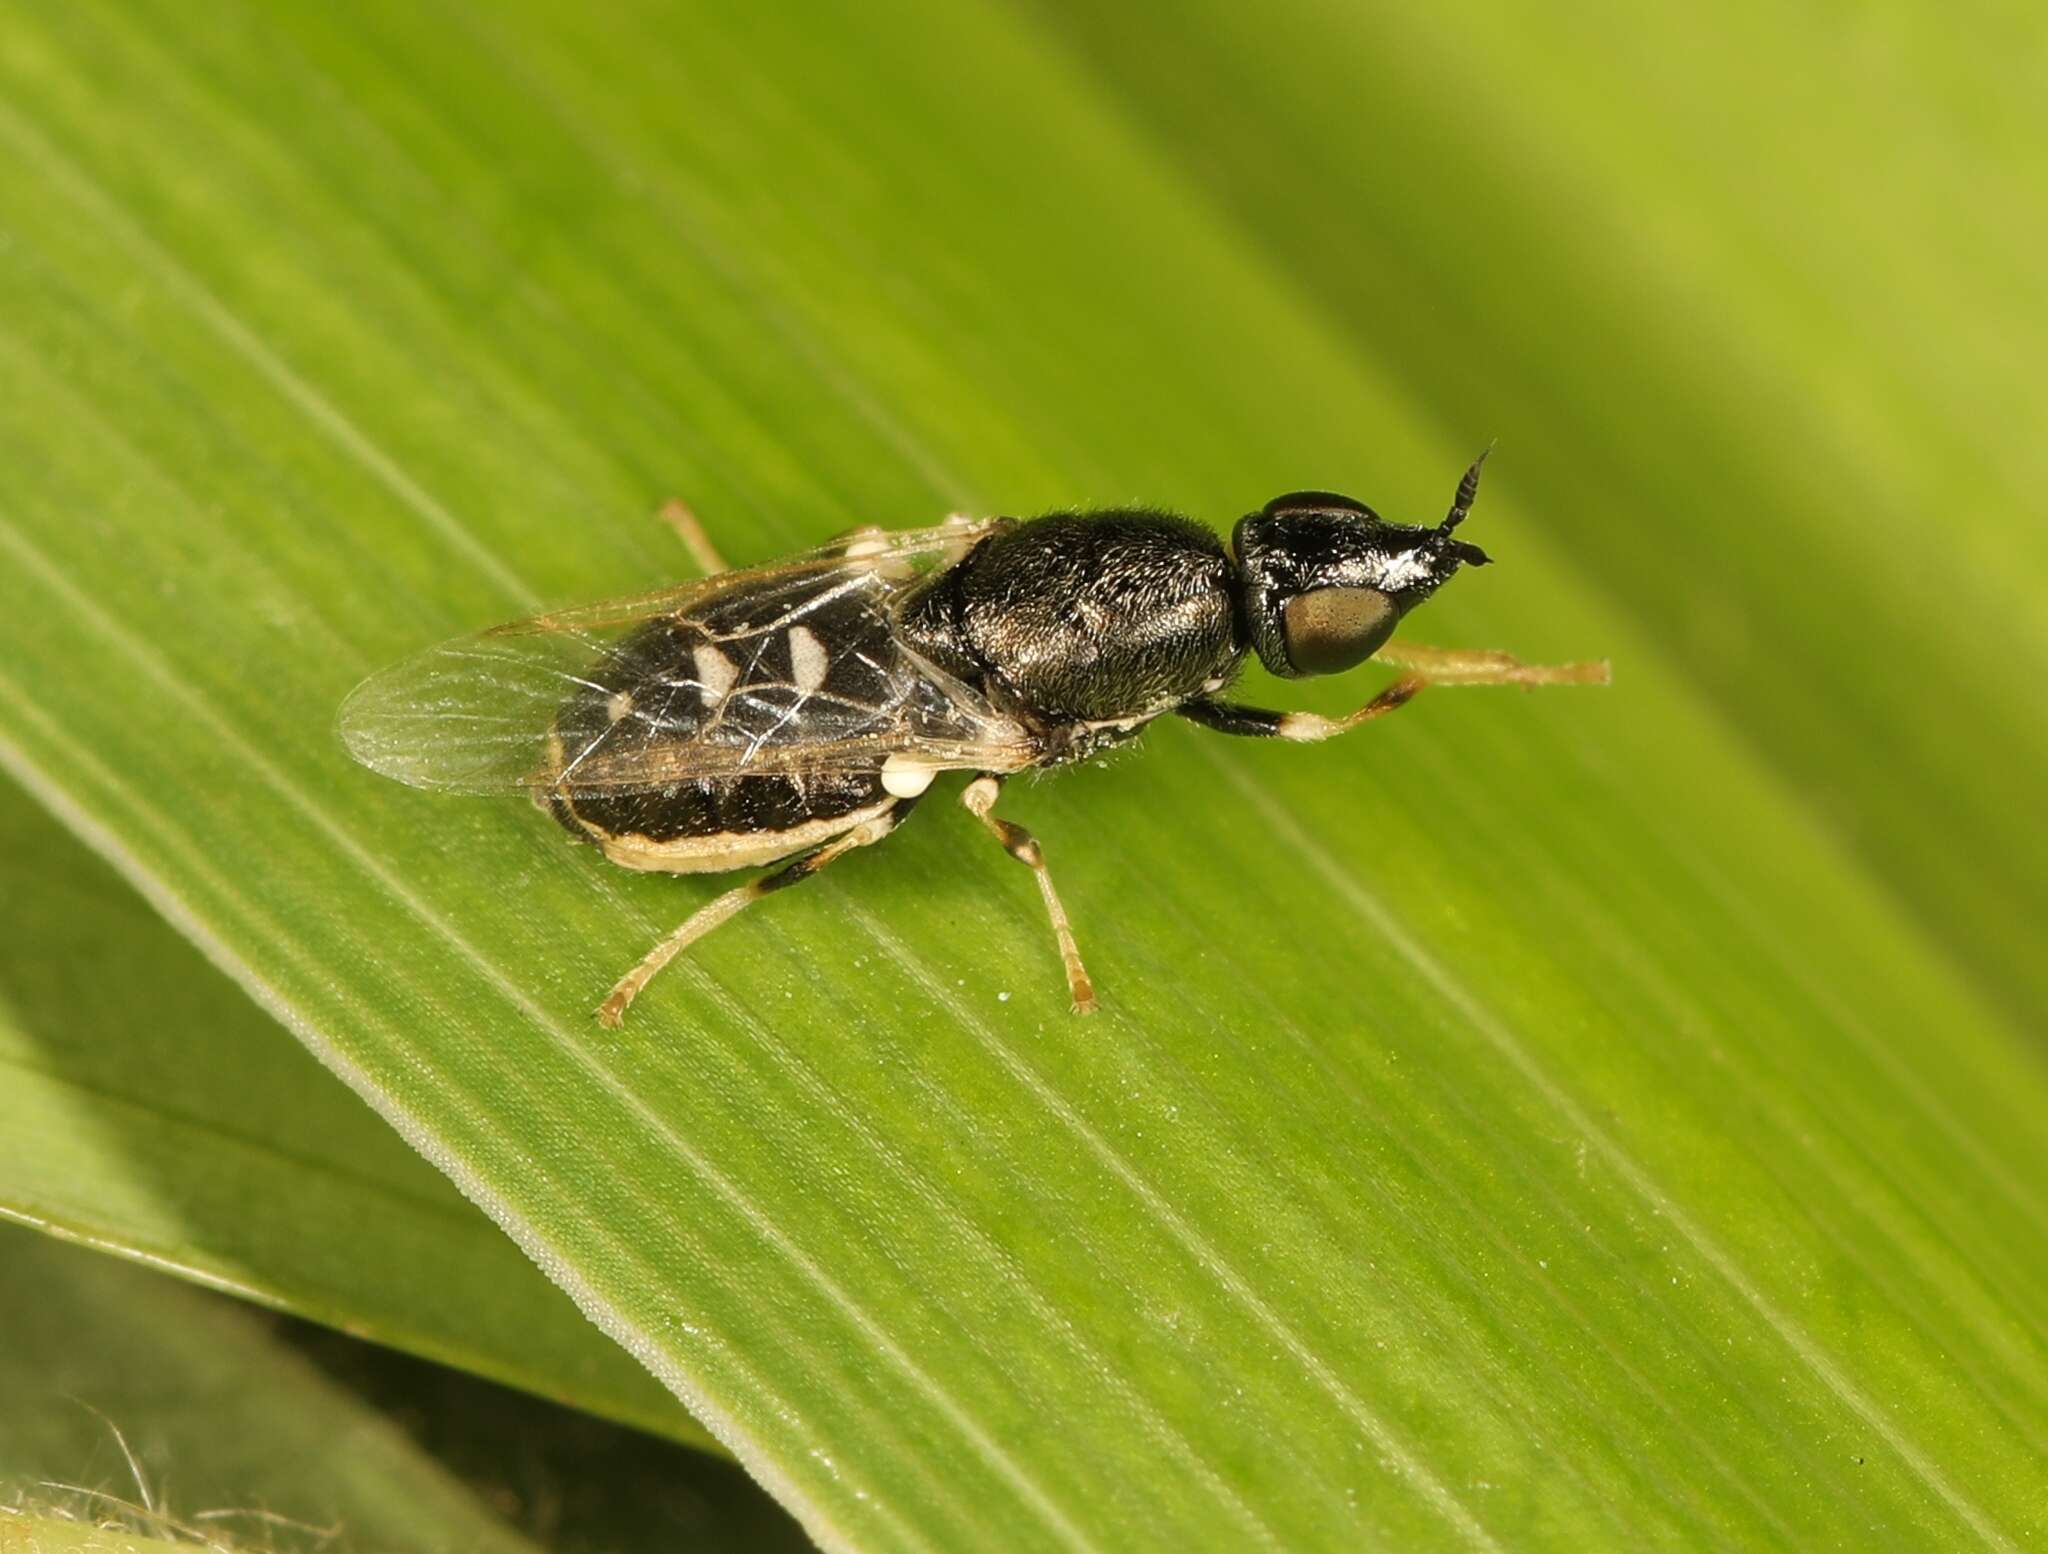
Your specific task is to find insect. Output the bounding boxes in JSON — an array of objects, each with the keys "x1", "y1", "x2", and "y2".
[{"x1": 339, "y1": 453, "x2": 1606, "y2": 1025}]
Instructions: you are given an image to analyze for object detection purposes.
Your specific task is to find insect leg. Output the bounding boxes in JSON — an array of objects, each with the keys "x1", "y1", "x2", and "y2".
[
  {"x1": 657, "y1": 499, "x2": 729, "y2": 575},
  {"x1": 1375, "y1": 641, "x2": 1610, "y2": 687},
  {"x1": 597, "y1": 800, "x2": 914, "y2": 1027},
  {"x1": 1176, "y1": 679, "x2": 1425, "y2": 742},
  {"x1": 1178, "y1": 645, "x2": 1608, "y2": 743},
  {"x1": 960, "y1": 774, "x2": 1097, "y2": 1014}
]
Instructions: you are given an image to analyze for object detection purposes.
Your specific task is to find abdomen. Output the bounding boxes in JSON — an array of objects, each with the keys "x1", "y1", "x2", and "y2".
[
  {"x1": 542, "y1": 577, "x2": 903, "y2": 872},
  {"x1": 550, "y1": 770, "x2": 891, "y2": 874}
]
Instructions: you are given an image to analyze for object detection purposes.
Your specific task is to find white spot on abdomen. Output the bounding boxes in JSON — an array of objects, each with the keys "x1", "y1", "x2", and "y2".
[
  {"x1": 692, "y1": 643, "x2": 737, "y2": 706},
  {"x1": 606, "y1": 690, "x2": 634, "y2": 723},
  {"x1": 881, "y1": 753, "x2": 937, "y2": 799},
  {"x1": 788, "y1": 624, "x2": 828, "y2": 694}
]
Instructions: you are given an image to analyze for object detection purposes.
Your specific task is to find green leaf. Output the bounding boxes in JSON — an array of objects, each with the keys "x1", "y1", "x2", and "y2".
[
  {"x1": 0, "y1": 2, "x2": 2043, "y2": 1552},
  {"x1": 0, "y1": 765, "x2": 699, "y2": 1446},
  {"x1": 0, "y1": 1224, "x2": 808, "y2": 1554},
  {"x1": 1, "y1": 1512, "x2": 201, "y2": 1554},
  {"x1": 0, "y1": 1222, "x2": 544, "y2": 1554}
]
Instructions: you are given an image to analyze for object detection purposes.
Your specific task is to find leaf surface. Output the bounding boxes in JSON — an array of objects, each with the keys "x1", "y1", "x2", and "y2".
[{"x1": 0, "y1": 3, "x2": 2042, "y2": 1551}]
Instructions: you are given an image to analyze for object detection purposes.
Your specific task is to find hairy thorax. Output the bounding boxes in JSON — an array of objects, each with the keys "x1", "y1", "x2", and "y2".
[{"x1": 898, "y1": 512, "x2": 1246, "y2": 729}]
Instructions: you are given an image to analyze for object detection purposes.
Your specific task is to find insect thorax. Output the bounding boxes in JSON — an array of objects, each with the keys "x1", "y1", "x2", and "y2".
[{"x1": 897, "y1": 511, "x2": 1245, "y2": 731}]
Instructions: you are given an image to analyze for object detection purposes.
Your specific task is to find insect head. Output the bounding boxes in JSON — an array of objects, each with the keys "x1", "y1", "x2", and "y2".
[{"x1": 1236, "y1": 456, "x2": 1496, "y2": 677}]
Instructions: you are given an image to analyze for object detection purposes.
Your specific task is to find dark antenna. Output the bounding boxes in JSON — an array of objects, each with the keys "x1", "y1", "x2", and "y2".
[{"x1": 1440, "y1": 442, "x2": 1494, "y2": 536}]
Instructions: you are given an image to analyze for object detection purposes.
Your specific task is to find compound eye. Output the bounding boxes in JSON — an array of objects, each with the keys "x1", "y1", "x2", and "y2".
[
  {"x1": 1262, "y1": 490, "x2": 1378, "y2": 519},
  {"x1": 1280, "y1": 587, "x2": 1399, "y2": 675}
]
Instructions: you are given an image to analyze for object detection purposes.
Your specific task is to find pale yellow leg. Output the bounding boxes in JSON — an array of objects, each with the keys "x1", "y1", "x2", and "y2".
[
  {"x1": 598, "y1": 810, "x2": 899, "y2": 1027},
  {"x1": 1274, "y1": 676, "x2": 1429, "y2": 742},
  {"x1": 962, "y1": 774, "x2": 1097, "y2": 1014},
  {"x1": 1374, "y1": 640, "x2": 1610, "y2": 687},
  {"x1": 1276, "y1": 643, "x2": 1609, "y2": 742},
  {"x1": 657, "y1": 498, "x2": 728, "y2": 575}
]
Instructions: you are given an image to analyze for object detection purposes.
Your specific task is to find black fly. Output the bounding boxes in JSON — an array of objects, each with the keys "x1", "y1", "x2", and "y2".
[{"x1": 339, "y1": 454, "x2": 1606, "y2": 1024}]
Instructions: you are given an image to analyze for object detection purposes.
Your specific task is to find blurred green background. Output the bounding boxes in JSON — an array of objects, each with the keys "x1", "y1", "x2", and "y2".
[{"x1": 1, "y1": 2, "x2": 2042, "y2": 1552}]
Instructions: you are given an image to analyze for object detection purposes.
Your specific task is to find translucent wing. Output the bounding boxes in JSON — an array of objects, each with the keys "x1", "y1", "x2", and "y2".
[{"x1": 338, "y1": 520, "x2": 1039, "y2": 795}]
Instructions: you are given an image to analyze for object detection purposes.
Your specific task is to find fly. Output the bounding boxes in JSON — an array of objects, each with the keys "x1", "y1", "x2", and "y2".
[{"x1": 338, "y1": 453, "x2": 1607, "y2": 1025}]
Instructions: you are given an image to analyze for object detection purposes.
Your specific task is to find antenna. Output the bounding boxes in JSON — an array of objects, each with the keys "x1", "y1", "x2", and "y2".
[{"x1": 1440, "y1": 442, "x2": 1494, "y2": 536}]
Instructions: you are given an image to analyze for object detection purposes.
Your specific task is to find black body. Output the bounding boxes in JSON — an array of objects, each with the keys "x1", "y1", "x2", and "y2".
[
  {"x1": 898, "y1": 512, "x2": 1243, "y2": 752},
  {"x1": 551, "y1": 485, "x2": 1484, "y2": 851}
]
